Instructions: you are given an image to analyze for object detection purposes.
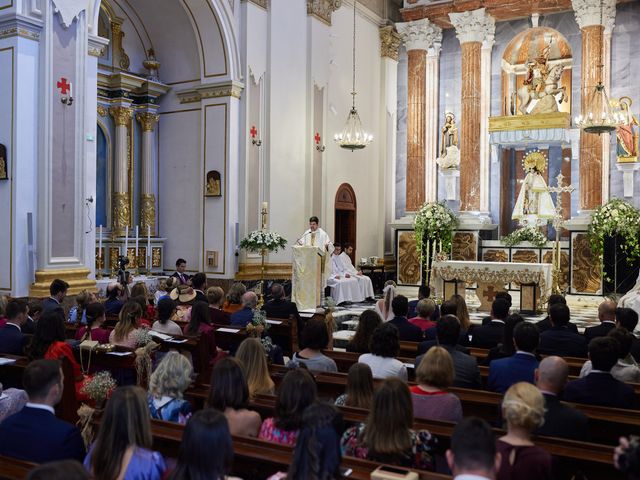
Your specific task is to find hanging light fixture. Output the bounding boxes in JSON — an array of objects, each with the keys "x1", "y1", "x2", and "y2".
[
  {"x1": 334, "y1": 0, "x2": 373, "y2": 151},
  {"x1": 574, "y1": 0, "x2": 624, "y2": 134}
]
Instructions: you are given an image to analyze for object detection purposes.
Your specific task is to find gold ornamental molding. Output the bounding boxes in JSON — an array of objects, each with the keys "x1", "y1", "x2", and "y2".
[
  {"x1": 109, "y1": 106, "x2": 133, "y2": 127},
  {"x1": 307, "y1": 0, "x2": 342, "y2": 26},
  {"x1": 379, "y1": 26, "x2": 401, "y2": 61},
  {"x1": 136, "y1": 112, "x2": 160, "y2": 132},
  {"x1": 140, "y1": 193, "x2": 156, "y2": 236},
  {"x1": 488, "y1": 112, "x2": 571, "y2": 133},
  {"x1": 176, "y1": 81, "x2": 244, "y2": 104},
  {"x1": 30, "y1": 268, "x2": 96, "y2": 297},
  {"x1": 97, "y1": 105, "x2": 107, "y2": 117},
  {"x1": 236, "y1": 262, "x2": 292, "y2": 280},
  {"x1": 112, "y1": 191, "x2": 131, "y2": 236}
]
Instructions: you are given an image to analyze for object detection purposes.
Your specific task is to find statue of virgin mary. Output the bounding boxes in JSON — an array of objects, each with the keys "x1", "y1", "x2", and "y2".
[{"x1": 512, "y1": 150, "x2": 556, "y2": 226}]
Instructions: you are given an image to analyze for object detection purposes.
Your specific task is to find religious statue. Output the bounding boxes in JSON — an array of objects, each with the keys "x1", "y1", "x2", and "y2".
[
  {"x1": 437, "y1": 145, "x2": 460, "y2": 170},
  {"x1": 205, "y1": 170, "x2": 221, "y2": 197},
  {"x1": 512, "y1": 150, "x2": 556, "y2": 227},
  {"x1": 0, "y1": 144, "x2": 6, "y2": 180},
  {"x1": 516, "y1": 38, "x2": 567, "y2": 115},
  {"x1": 615, "y1": 97, "x2": 639, "y2": 162},
  {"x1": 437, "y1": 113, "x2": 460, "y2": 170}
]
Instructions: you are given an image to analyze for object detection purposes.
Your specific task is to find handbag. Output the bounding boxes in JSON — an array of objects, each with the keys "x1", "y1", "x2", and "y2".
[{"x1": 79, "y1": 339, "x2": 99, "y2": 375}]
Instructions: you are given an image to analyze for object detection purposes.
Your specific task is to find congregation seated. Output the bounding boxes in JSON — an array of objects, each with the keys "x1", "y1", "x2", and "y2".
[
  {"x1": 408, "y1": 298, "x2": 437, "y2": 332},
  {"x1": 617, "y1": 307, "x2": 640, "y2": 362},
  {"x1": 184, "y1": 301, "x2": 225, "y2": 365},
  {"x1": 416, "y1": 315, "x2": 482, "y2": 389},
  {"x1": 152, "y1": 297, "x2": 182, "y2": 336},
  {"x1": 153, "y1": 277, "x2": 171, "y2": 305},
  {"x1": 534, "y1": 356, "x2": 588, "y2": 441},
  {"x1": 222, "y1": 282, "x2": 247, "y2": 315},
  {"x1": 131, "y1": 295, "x2": 153, "y2": 328},
  {"x1": 411, "y1": 346, "x2": 463, "y2": 422},
  {"x1": 488, "y1": 322, "x2": 540, "y2": 394},
  {"x1": 206, "y1": 357, "x2": 261, "y2": 437},
  {"x1": 471, "y1": 298, "x2": 509, "y2": 349},
  {"x1": 422, "y1": 298, "x2": 469, "y2": 345},
  {"x1": 109, "y1": 301, "x2": 145, "y2": 349},
  {"x1": 236, "y1": 338, "x2": 275, "y2": 398},
  {"x1": 130, "y1": 282, "x2": 157, "y2": 322},
  {"x1": 0, "y1": 359, "x2": 85, "y2": 463},
  {"x1": 335, "y1": 363, "x2": 374, "y2": 409},
  {"x1": 22, "y1": 300, "x2": 42, "y2": 334},
  {"x1": 0, "y1": 382, "x2": 28, "y2": 423},
  {"x1": 206, "y1": 286, "x2": 229, "y2": 325},
  {"x1": 483, "y1": 313, "x2": 524, "y2": 365},
  {"x1": 374, "y1": 280, "x2": 396, "y2": 322},
  {"x1": 481, "y1": 291, "x2": 512, "y2": 325},
  {"x1": 261, "y1": 283, "x2": 301, "y2": 324},
  {"x1": 0, "y1": 298, "x2": 29, "y2": 355},
  {"x1": 496, "y1": 382, "x2": 552, "y2": 480},
  {"x1": 387, "y1": 295, "x2": 423, "y2": 342},
  {"x1": 345, "y1": 310, "x2": 382, "y2": 354},
  {"x1": 447, "y1": 417, "x2": 501, "y2": 480},
  {"x1": 584, "y1": 299, "x2": 617, "y2": 343},
  {"x1": 42, "y1": 279, "x2": 68, "y2": 315},
  {"x1": 0, "y1": 295, "x2": 7, "y2": 327},
  {"x1": 27, "y1": 460, "x2": 89, "y2": 480},
  {"x1": 147, "y1": 351, "x2": 193, "y2": 424},
  {"x1": 167, "y1": 409, "x2": 238, "y2": 480},
  {"x1": 291, "y1": 318, "x2": 337, "y2": 373},
  {"x1": 103, "y1": 282, "x2": 125, "y2": 316},
  {"x1": 75, "y1": 303, "x2": 110, "y2": 344},
  {"x1": 67, "y1": 290, "x2": 95, "y2": 325},
  {"x1": 536, "y1": 294, "x2": 578, "y2": 334},
  {"x1": 564, "y1": 336, "x2": 636, "y2": 408},
  {"x1": 537, "y1": 303, "x2": 587, "y2": 358},
  {"x1": 408, "y1": 286, "x2": 436, "y2": 320},
  {"x1": 169, "y1": 285, "x2": 197, "y2": 322},
  {"x1": 190, "y1": 273, "x2": 208, "y2": 303},
  {"x1": 259, "y1": 368, "x2": 317, "y2": 446},
  {"x1": 85, "y1": 385, "x2": 166, "y2": 479},
  {"x1": 230, "y1": 292, "x2": 258, "y2": 328},
  {"x1": 341, "y1": 377, "x2": 436, "y2": 471},
  {"x1": 580, "y1": 327, "x2": 640, "y2": 383},
  {"x1": 358, "y1": 323, "x2": 407, "y2": 380}
]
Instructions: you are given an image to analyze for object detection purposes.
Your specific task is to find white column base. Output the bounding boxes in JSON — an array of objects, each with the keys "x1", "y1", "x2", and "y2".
[
  {"x1": 440, "y1": 168, "x2": 459, "y2": 201},
  {"x1": 457, "y1": 211, "x2": 497, "y2": 230},
  {"x1": 565, "y1": 210, "x2": 594, "y2": 231},
  {"x1": 616, "y1": 162, "x2": 640, "y2": 198}
]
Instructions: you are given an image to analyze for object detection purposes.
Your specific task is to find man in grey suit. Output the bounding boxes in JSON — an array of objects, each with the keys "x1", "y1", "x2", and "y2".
[{"x1": 415, "y1": 314, "x2": 482, "y2": 389}]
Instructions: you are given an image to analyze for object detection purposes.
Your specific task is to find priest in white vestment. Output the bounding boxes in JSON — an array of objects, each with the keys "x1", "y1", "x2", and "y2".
[
  {"x1": 297, "y1": 216, "x2": 333, "y2": 287},
  {"x1": 327, "y1": 244, "x2": 363, "y2": 304},
  {"x1": 339, "y1": 244, "x2": 375, "y2": 300}
]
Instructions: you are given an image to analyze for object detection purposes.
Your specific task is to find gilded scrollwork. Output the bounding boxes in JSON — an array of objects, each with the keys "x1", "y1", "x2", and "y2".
[
  {"x1": 140, "y1": 194, "x2": 156, "y2": 236},
  {"x1": 136, "y1": 112, "x2": 159, "y2": 132},
  {"x1": 112, "y1": 192, "x2": 131, "y2": 236},
  {"x1": 109, "y1": 106, "x2": 133, "y2": 127},
  {"x1": 152, "y1": 247, "x2": 162, "y2": 268},
  {"x1": 379, "y1": 26, "x2": 401, "y2": 61}
]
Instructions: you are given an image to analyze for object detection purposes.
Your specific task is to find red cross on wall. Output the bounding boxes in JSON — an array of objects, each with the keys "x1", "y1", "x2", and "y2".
[
  {"x1": 57, "y1": 78, "x2": 71, "y2": 94},
  {"x1": 315, "y1": 132, "x2": 321, "y2": 145},
  {"x1": 250, "y1": 126, "x2": 258, "y2": 138}
]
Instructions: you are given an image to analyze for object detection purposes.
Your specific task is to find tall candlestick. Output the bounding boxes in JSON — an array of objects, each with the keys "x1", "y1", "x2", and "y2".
[
  {"x1": 262, "y1": 201, "x2": 268, "y2": 211},
  {"x1": 135, "y1": 225, "x2": 139, "y2": 267},
  {"x1": 124, "y1": 226, "x2": 129, "y2": 254},
  {"x1": 147, "y1": 225, "x2": 151, "y2": 271},
  {"x1": 426, "y1": 238, "x2": 430, "y2": 265},
  {"x1": 98, "y1": 225, "x2": 103, "y2": 257}
]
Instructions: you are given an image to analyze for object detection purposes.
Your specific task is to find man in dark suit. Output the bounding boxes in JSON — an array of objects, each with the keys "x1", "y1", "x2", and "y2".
[
  {"x1": 42, "y1": 279, "x2": 68, "y2": 314},
  {"x1": 0, "y1": 299, "x2": 28, "y2": 355},
  {"x1": 262, "y1": 283, "x2": 301, "y2": 322},
  {"x1": 564, "y1": 336, "x2": 636, "y2": 408},
  {"x1": 471, "y1": 298, "x2": 509, "y2": 349},
  {"x1": 388, "y1": 295, "x2": 423, "y2": 342},
  {"x1": 416, "y1": 314, "x2": 482, "y2": 389},
  {"x1": 481, "y1": 291, "x2": 512, "y2": 325},
  {"x1": 534, "y1": 356, "x2": 588, "y2": 440},
  {"x1": 0, "y1": 359, "x2": 85, "y2": 462},
  {"x1": 488, "y1": 322, "x2": 539, "y2": 394},
  {"x1": 21, "y1": 300, "x2": 42, "y2": 335},
  {"x1": 617, "y1": 307, "x2": 640, "y2": 362},
  {"x1": 423, "y1": 299, "x2": 458, "y2": 342},
  {"x1": 230, "y1": 291, "x2": 258, "y2": 327},
  {"x1": 538, "y1": 303, "x2": 588, "y2": 357},
  {"x1": 104, "y1": 282, "x2": 125, "y2": 315},
  {"x1": 191, "y1": 272, "x2": 208, "y2": 303},
  {"x1": 447, "y1": 418, "x2": 500, "y2": 480},
  {"x1": 535, "y1": 294, "x2": 579, "y2": 334},
  {"x1": 584, "y1": 299, "x2": 617, "y2": 343},
  {"x1": 171, "y1": 258, "x2": 191, "y2": 285}
]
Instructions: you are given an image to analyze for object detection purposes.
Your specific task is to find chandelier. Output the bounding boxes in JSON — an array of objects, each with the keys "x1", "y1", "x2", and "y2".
[{"x1": 334, "y1": 0, "x2": 373, "y2": 151}]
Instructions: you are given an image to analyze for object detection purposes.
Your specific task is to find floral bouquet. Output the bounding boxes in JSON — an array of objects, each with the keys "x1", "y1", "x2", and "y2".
[
  {"x1": 503, "y1": 226, "x2": 548, "y2": 248},
  {"x1": 247, "y1": 309, "x2": 278, "y2": 357},
  {"x1": 134, "y1": 328, "x2": 154, "y2": 347},
  {"x1": 240, "y1": 230, "x2": 287, "y2": 253},
  {"x1": 413, "y1": 201, "x2": 458, "y2": 261},
  {"x1": 587, "y1": 198, "x2": 640, "y2": 264},
  {"x1": 80, "y1": 371, "x2": 117, "y2": 404}
]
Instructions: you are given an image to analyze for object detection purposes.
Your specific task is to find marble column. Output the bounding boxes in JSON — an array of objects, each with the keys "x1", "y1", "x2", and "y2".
[
  {"x1": 109, "y1": 105, "x2": 133, "y2": 236},
  {"x1": 480, "y1": 33, "x2": 495, "y2": 214},
  {"x1": 449, "y1": 8, "x2": 495, "y2": 215},
  {"x1": 397, "y1": 19, "x2": 442, "y2": 212},
  {"x1": 572, "y1": 0, "x2": 616, "y2": 212},
  {"x1": 136, "y1": 111, "x2": 159, "y2": 236}
]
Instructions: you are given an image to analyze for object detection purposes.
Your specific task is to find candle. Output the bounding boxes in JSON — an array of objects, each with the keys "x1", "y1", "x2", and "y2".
[
  {"x1": 262, "y1": 202, "x2": 268, "y2": 211},
  {"x1": 426, "y1": 239, "x2": 430, "y2": 265},
  {"x1": 98, "y1": 225, "x2": 103, "y2": 257},
  {"x1": 147, "y1": 225, "x2": 151, "y2": 270},
  {"x1": 69, "y1": 82, "x2": 73, "y2": 99},
  {"x1": 124, "y1": 226, "x2": 129, "y2": 255},
  {"x1": 135, "y1": 225, "x2": 139, "y2": 264},
  {"x1": 439, "y1": 239, "x2": 442, "y2": 254}
]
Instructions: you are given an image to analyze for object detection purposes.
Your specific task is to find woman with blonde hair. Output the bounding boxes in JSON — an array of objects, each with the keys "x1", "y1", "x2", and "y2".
[
  {"x1": 411, "y1": 347, "x2": 462, "y2": 422},
  {"x1": 236, "y1": 338, "x2": 274, "y2": 398},
  {"x1": 374, "y1": 281, "x2": 396, "y2": 322},
  {"x1": 147, "y1": 352, "x2": 193, "y2": 424},
  {"x1": 109, "y1": 301, "x2": 144, "y2": 348},
  {"x1": 341, "y1": 377, "x2": 436, "y2": 470},
  {"x1": 335, "y1": 362, "x2": 374, "y2": 409},
  {"x1": 497, "y1": 382, "x2": 552, "y2": 480},
  {"x1": 222, "y1": 283, "x2": 246, "y2": 315},
  {"x1": 68, "y1": 289, "x2": 96, "y2": 325},
  {"x1": 85, "y1": 386, "x2": 166, "y2": 480}
]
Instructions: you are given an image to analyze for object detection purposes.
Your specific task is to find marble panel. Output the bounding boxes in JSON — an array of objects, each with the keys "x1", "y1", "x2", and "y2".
[
  {"x1": 397, "y1": 230, "x2": 421, "y2": 285},
  {"x1": 396, "y1": 47, "x2": 408, "y2": 218},
  {"x1": 571, "y1": 232, "x2": 602, "y2": 294},
  {"x1": 482, "y1": 248, "x2": 508, "y2": 262},
  {"x1": 451, "y1": 231, "x2": 478, "y2": 261},
  {"x1": 542, "y1": 249, "x2": 570, "y2": 291}
]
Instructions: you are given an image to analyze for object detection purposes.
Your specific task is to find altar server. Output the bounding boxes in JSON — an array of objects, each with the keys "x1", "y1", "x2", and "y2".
[{"x1": 339, "y1": 244, "x2": 375, "y2": 301}]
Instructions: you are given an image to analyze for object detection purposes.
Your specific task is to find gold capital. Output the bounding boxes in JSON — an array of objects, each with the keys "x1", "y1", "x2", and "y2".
[
  {"x1": 110, "y1": 106, "x2": 133, "y2": 127},
  {"x1": 136, "y1": 112, "x2": 160, "y2": 132},
  {"x1": 307, "y1": 0, "x2": 342, "y2": 26},
  {"x1": 97, "y1": 105, "x2": 107, "y2": 117},
  {"x1": 112, "y1": 191, "x2": 131, "y2": 236},
  {"x1": 380, "y1": 26, "x2": 401, "y2": 61},
  {"x1": 140, "y1": 193, "x2": 156, "y2": 236}
]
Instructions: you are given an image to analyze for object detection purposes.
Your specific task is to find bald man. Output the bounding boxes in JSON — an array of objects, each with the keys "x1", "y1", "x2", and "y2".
[
  {"x1": 584, "y1": 299, "x2": 617, "y2": 343},
  {"x1": 534, "y1": 356, "x2": 588, "y2": 441},
  {"x1": 230, "y1": 291, "x2": 258, "y2": 327}
]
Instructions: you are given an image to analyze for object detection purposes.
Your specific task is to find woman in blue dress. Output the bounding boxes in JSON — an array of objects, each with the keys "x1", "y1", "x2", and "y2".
[{"x1": 147, "y1": 351, "x2": 193, "y2": 424}]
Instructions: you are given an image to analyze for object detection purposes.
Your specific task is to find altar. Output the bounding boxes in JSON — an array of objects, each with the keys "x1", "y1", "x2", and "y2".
[{"x1": 432, "y1": 260, "x2": 552, "y2": 313}]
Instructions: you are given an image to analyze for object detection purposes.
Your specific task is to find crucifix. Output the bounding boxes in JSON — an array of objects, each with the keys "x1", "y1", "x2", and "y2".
[{"x1": 546, "y1": 173, "x2": 575, "y2": 294}]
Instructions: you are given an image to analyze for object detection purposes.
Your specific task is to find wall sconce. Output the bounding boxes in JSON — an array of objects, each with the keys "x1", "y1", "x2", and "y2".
[
  {"x1": 314, "y1": 132, "x2": 325, "y2": 152},
  {"x1": 58, "y1": 77, "x2": 74, "y2": 106},
  {"x1": 250, "y1": 125, "x2": 262, "y2": 146}
]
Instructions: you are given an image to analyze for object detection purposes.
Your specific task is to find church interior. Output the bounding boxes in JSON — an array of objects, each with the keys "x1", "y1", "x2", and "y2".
[{"x1": 1, "y1": 0, "x2": 640, "y2": 478}]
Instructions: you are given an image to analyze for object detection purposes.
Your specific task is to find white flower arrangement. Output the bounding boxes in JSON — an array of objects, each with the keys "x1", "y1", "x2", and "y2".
[
  {"x1": 587, "y1": 198, "x2": 640, "y2": 264},
  {"x1": 413, "y1": 201, "x2": 458, "y2": 261},
  {"x1": 503, "y1": 226, "x2": 548, "y2": 248},
  {"x1": 240, "y1": 230, "x2": 288, "y2": 253}
]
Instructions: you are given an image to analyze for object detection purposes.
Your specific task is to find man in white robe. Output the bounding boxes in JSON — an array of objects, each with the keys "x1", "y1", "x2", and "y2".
[
  {"x1": 339, "y1": 244, "x2": 375, "y2": 300},
  {"x1": 297, "y1": 216, "x2": 333, "y2": 287},
  {"x1": 327, "y1": 244, "x2": 363, "y2": 304}
]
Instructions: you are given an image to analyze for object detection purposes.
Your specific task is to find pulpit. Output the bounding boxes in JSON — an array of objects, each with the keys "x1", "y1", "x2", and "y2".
[{"x1": 291, "y1": 246, "x2": 324, "y2": 310}]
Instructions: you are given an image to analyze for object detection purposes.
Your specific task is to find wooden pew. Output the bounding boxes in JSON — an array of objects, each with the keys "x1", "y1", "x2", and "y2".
[{"x1": 0, "y1": 455, "x2": 37, "y2": 480}]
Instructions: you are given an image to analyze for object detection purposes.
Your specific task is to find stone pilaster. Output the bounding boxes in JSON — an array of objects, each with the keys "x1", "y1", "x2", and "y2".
[
  {"x1": 136, "y1": 111, "x2": 159, "y2": 236},
  {"x1": 109, "y1": 105, "x2": 133, "y2": 236}
]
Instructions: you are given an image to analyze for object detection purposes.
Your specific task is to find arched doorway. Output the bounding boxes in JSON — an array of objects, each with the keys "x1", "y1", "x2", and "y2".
[{"x1": 334, "y1": 183, "x2": 357, "y2": 264}]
